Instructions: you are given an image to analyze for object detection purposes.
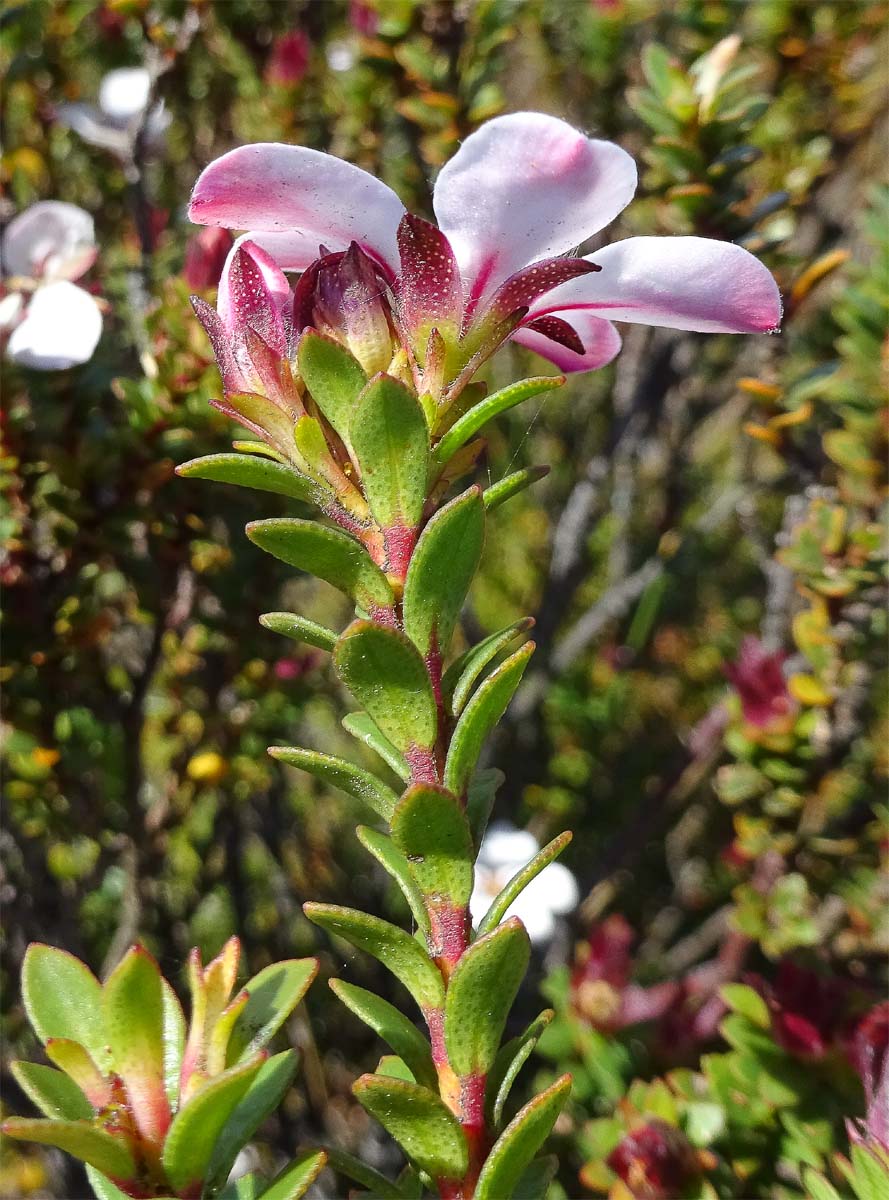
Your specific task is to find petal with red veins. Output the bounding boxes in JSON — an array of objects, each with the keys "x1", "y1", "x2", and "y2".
[
  {"x1": 513, "y1": 311, "x2": 621, "y2": 374},
  {"x1": 522, "y1": 315, "x2": 585, "y2": 356},
  {"x1": 486, "y1": 256, "x2": 600, "y2": 324},
  {"x1": 433, "y1": 112, "x2": 636, "y2": 310},
  {"x1": 396, "y1": 214, "x2": 462, "y2": 342},
  {"x1": 538, "y1": 236, "x2": 782, "y2": 334},
  {"x1": 189, "y1": 143, "x2": 405, "y2": 274},
  {"x1": 218, "y1": 241, "x2": 289, "y2": 354}
]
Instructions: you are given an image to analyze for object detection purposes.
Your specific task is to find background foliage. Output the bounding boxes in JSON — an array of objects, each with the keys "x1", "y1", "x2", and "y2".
[{"x1": 2, "y1": 1, "x2": 886, "y2": 1197}]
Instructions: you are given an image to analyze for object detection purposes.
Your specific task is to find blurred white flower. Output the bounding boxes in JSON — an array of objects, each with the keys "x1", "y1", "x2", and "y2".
[
  {"x1": 2, "y1": 201, "x2": 102, "y2": 370},
  {"x1": 470, "y1": 821, "x2": 579, "y2": 944},
  {"x1": 57, "y1": 66, "x2": 170, "y2": 156}
]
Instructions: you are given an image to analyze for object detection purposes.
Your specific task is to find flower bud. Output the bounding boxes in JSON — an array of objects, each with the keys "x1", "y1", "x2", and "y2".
[{"x1": 607, "y1": 1121, "x2": 700, "y2": 1199}]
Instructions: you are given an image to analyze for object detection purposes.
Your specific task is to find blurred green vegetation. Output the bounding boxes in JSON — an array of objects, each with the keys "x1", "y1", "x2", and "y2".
[{"x1": 1, "y1": 1, "x2": 886, "y2": 1197}]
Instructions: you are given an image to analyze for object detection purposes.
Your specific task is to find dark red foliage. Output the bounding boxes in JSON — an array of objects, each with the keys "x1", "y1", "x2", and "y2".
[{"x1": 607, "y1": 1121, "x2": 698, "y2": 1198}]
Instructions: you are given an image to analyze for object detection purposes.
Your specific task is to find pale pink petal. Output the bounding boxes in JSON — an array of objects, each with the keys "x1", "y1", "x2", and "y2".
[
  {"x1": 433, "y1": 112, "x2": 637, "y2": 310},
  {"x1": 513, "y1": 311, "x2": 622, "y2": 373},
  {"x1": 7, "y1": 281, "x2": 102, "y2": 370},
  {"x1": 189, "y1": 143, "x2": 405, "y2": 274},
  {"x1": 239, "y1": 229, "x2": 344, "y2": 273},
  {"x1": 2, "y1": 201, "x2": 96, "y2": 281},
  {"x1": 538, "y1": 236, "x2": 782, "y2": 334}
]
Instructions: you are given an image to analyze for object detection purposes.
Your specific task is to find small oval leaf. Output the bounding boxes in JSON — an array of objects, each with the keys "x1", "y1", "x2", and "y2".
[
  {"x1": 474, "y1": 1076, "x2": 572, "y2": 1200},
  {"x1": 444, "y1": 643, "x2": 534, "y2": 796},
  {"x1": 334, "y1": 621, "x2": 438, "y2": 756},
  {"x1": 433, "y1": 376, "x2": 565, "y2": 464},
  {"x1": 352, "y1": 1074, "x2": 468, "y2": 1182},
  {"x1": 176, "y1": 454, "x2": 319, "y2": 504},
  {"x1": 259, "y1": 612, "x2": 337, "y2": 652},
  {"x1": 442, "y1": 618, "x2": 535, "y2": 716},
  {"x1": 10, "y1": 1062, "x2": 93, "y2": 1121},
  {"x1": 304, "y1": 904, "x2": 444, "y2": 1013},
  {"x1": 329, "y1": 980, "x2": 437, "y2": 1090},
  {"x1": 1, "y1": 1118, "x2": 136, "y2": 1181},
  {"x1": 482, "y1": 466, "x2": 549, "y2": 512},
  {"x1": 269, "y1": 745, "x2": 398, "y2": 821},
  {"x1": 390, "y1": 785, "x2": 473, "y2": 907},
  {"x1": 227, "y1": 960, "x2": 318, "y2": 1065},
  {"x1": 403, "y1": 488, "x2": 485, "y2": 660},
  {"x1": 246, "y1": 519, "x2": 393, "y2": 612},
  {"x1": 297, "y1": 329, "x2": 367, "y2": 445},
  {"x1": 351, "y1": 374, "x2": 429, "y2": 529},
  {"x1": 444, "y1": 918, "x2": 530, "y2": 1076},
  {"x1": 22, "y1": 944, "x2": 108, "y2": 1069}
]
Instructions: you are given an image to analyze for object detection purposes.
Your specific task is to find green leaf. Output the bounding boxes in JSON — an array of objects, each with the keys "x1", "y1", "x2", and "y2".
[
  {"x1": 444, "y1": 644, "x2": 534, "y2": 796},
  {"x1": 103, "y1": 946, "x2": 169, "y2": 1143},
  {"x1": 444, "y1": 918, "x2": 530, "y2": 1076},
  {"x1": 433, "y1": 377, "x2": 565, "y2": 464},
  {"x1": 334, "y1": 621, "x2": 437, "y2": 756},
  {"x1": 478, "y1": 832, "x2": 572, "y2": 936},
  {"x1": 304, "y1": 904, "x2": 444, "y2": 1013},
  {"x1": 352, "y1": 1075, "x2": 468, "y2": 1181},
  {"x1": 351, "y1": 375, "x2": 429, "y2": 529},
  {"x1": 514, "y1": 1155, "x2": 558, "y2": 1200},
  {"x1": 1, "y1": 1118, "x2": 136, "y2": 1181},
  {"x1": 246, "y1": 520, "x2": 393, "y2": 612},
  {"x1": 162, "y1": 980, "x2": 186, "y2": 1109},
  {"x1": 442, "y1": 619, "x2": 535, "y2": 716},
  {"x1": 269, "y1": 745, "x2": 398, "y2": 821},
  {"x1": 162, "y1": 1058, "x2": 265, "y2": 1195},
  {"x1": 258, "y1": 1151, "x2": 329, "y2": 1200},
  {"x1": 482, "y1": 467, "x2": 549, "y2": 512},
  {"x1": 720, "y1": 983, "x2": 771, "y2": 1029},
  {"x1": 390, "y1": 785, "x2": 473, "y2": 906},
  {"x1": 227, "y1": 960, "x2": 318, "y2": 1065},
  {"x1": 45, "y1": 1039, "x2": 110, "y2": 1109},
  {"x1": 84, "y1": 1167, "x2": 133, "y2": 1200},
  {"x1": 297, "y1": 330, "x2": 367, "y2": 445},
  {"x1": 205, "y1": 1052, "x2": 298, "y2": 1193},
  {"x1": 474, "y1": 1076, "x2": 572, "y2": 1200},
  {"x1": 343, "y1": 712, "x2": 411, "y2": 781},
  {"x1": 402, "y1": 488, "x2": 485, "y2": 659},
  {"x1": 466, "y1": 769, "x2": 504, "y2": 847},
  {"x1": 802, "y1": 1168, "x2": 843, "y2": 1200},
  {"x1": 21, "y1": 944, "x2": 108, "y2": 1069},
  {"x1": 259, "y1": 612, "x2": 337, "y2": 652},
  {"x1": 356, "y1": 826, "x2": 431, "y2": 935},
  {"x1": 848, "y1": 1144, "x2": 889, "y2": 1200},
  {"x1": 376, "y1": 1054, "x2": 415, "y2": 1082},
  {"x1": 231, "y1": 439, "x2": 286, "y2": 462},
  {"x1": 323, "y1": 1146, "x2": 406, "y2": 1200},
  {"x1": 329, "y1": 980, "x2": 437, "y2": 1090},
  {"x1": 176, "y1": 454, "x2": 318, "y2": 504},
  {"x1": 222, "y1": 394, "x2": 297, "y2": 460},
  {"x1": 486, "y1": 1011, "x2": 554, "y2": 1127},
  {"x1": 10, "y1": 1062, "x2": 92, "y2": 1120}
]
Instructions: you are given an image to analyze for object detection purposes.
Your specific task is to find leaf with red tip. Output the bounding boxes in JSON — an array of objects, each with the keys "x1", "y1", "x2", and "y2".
[
  {"x1": 0, "y1": 1118, "x2": 136, "y2": 1182},
  {"x1": 103, "y1": 946, "x2": 171, "y2": 1147},
  {"x1": 396, "y1": 214, "x2": 463, "y2": 347},
  {"x1": 21, "y1": 945, "x2": 108, "y2": 1070},
  {"x1": 45, "y1": 1040, "x2": 111, "y2": 1110}
]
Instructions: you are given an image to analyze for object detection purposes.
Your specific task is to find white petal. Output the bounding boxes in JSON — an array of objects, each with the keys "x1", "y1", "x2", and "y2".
[
  {"x1": 7, "y1": 282, "x2": 102, "y2": 370},
  {"x1": 2, "y1": 201, "x2": 96, "y2": 281},
  {"x1": 99, "y1": 67, "x2": 151, "y2": 122},
  {"x1": 0, "y1": 291, "x2": 25, "y2": 330},
  {"x1": 477, "y1": 821, "x2": 539, "y2": 870},
  {"x1": 512, "y1": 311, "x2": 622, "y2": 373},
  {"x1": 55, "y1": 103, "x2": 132, "y2": 154},
  {"x1": 508, "y1": 898, "x2": 557, "y2": 945},
  {"x1": 433, "y1": 112, "x2": 637, "y2": 306}
]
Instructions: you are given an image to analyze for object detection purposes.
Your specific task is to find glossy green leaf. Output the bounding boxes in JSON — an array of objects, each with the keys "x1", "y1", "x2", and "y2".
[
  {"x1": 433, "y1": 376, "x2": 565, "y2": 464},
  {"x1": 323, "y1": 1146, "x2": 406, "y2": 1200},
  {"x1": 297, "y1": 329, "x2": 367, "y2": 445},
  {"x1": 162, "y1": 1058, "x2": 265, "y2": 1194},
  {"x1": 351, "y1": 374, "x2": 429, "y2": 529},
  {"x1": 486, "y1": 1010, "x2": 554, "y2": 1127},
  {"x1": 334, "y1": 621, "x2": 437, "y2": 755},
  {"x1": 304, "y1": 904, "x2": 444, "y2": 1012},
  {"x1": 474, "y1": 1076, "x2": 572, "y2": 1200},
  {"x1": 445, "y1": 919, "x2": 530, "y2": 1076},
  {"x1": 176, "y1": 454, "x2": 318, "y2": 504},
  {"x1": 444, "y1": 643, "x2": 534, "y2": 796},
  {"x1": 247, "y1": 520, "x2": 393, "y2": 612},
  {"x1": 442, "y1": 619, "x2": 535, "y2": 716},
  {"x1": 376, "y1": 1054, "x2": 415, "y2": 1082},
  {"x1": 162, "y1": 980, "x2": 186, "y2": 1109},
  {"x1": 478, "y1": 832, "x2": 572, "y2": 936},
  {"x1": 84, "y1": 1167, "x2": 134, "y2": 1200},
  {"x1": 231, "y1": 439, "x2": 285, "y2": 462},
  {"x1": 402, "y1": 488, "x2": 485, "y2": 659},
  {"x1": 802, "y1": 1168, "x2": 843, "y2": 1200},
  {"x1": 356, "y1": 827, "x2": 431, "y2": 935},
  {"x1": 10, "y1": 1061, "x2": 92, "y2": 1121},
  {"x1": 514, "y1": 1155, "x2": 558, "y2": 1200},
  {"x1": 258, "y1": 1151, "x2": 329, "y2": 1200},
  {"x1": 21, "y1": 944, "x2": 108, "y2": 1069},
  {"x1": 352, "y1": 1075, "x2": 467, "y2": 1181},
  {"x1": 45, "y1": 1039, "x2": 110, "y2": 1109},
  {"x1": 269, "y1": 745, "x2": 398, "y2": 821},
  {"x1": 1, "y1": 1118, "x2": 136, "y2": 1180},
  {"x1": 223, "y1": 393, "x2": 297, "y2": 459},
  {"x1": 342, "y1": 712, "x2": 410, "y2": 781},
  {"x1": 103, "y1": 946, "x2": 169, "y2": 1143},
  {"x1": 466, "y1": 768, "x2": 504, "y2": 847},
  {"x1": 259, "y1": 612, "x2": 337, "y2": 652},
  {"x1": 227, "y1": 960, "x2": 318, "y2": 1064},
  {"x1": 206, "y1": 1052, "x2": 298, "y2": 1192},
  {"x1": 390, "y1": 785, "x2": 473, "y2": 906},
  {"x1": 482, "y1": 466, "x2": 549, "y2": 512},
  {"x1": 720, "y1": 983, "x2": 771, "y2": 1029},
  {"x1": 329, "y1": 980, "x2": 437, "y2": 1090}
]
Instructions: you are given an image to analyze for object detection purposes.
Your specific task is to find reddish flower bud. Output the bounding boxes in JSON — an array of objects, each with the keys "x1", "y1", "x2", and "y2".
[
  {"x1": 265, "y1": 30, "x2": 311, "y2": 87},
  {"x1": 849, "y1": 1002, "x2": 889, "y2": 1151},
  {"x1": 184, "y1": 226, "x2": 233, "y2": 290},
  {"x1": 724, "y1": 636, "x2": 795, "y2": 729},
  {"x1": 607, "y1": 1121, "x2": 699, "y2": 1199}
]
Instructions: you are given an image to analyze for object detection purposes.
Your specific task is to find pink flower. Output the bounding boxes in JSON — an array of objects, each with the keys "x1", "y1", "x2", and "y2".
[
  {"x1": 570, "y1": 916, "x2": 680, "y2": 1033},
  {"x1": 724, "y1": 635, "x2": 794, "y2": 729},
  {"x1": 349, "y1": 0, "x2": 378, "y2": 36},
  {"x1": 188, "y1": 112, "x2": 781, "y2": 392},
  {"x1": 748, "y1": 960, "x2": 859, "y2": 1060},
  {"x1": 183, "y1": 226, "x2": 233, "y2": 290},
  {"x1": 265, "y1": 31, "x2": 311, "y2": 87},
  {"x1": 606, "y1": 1121, "x2": 700, "y2": 1199},
  {"x1": 848, "y1": 1002, "x2": 889, "y2": 1152}
]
